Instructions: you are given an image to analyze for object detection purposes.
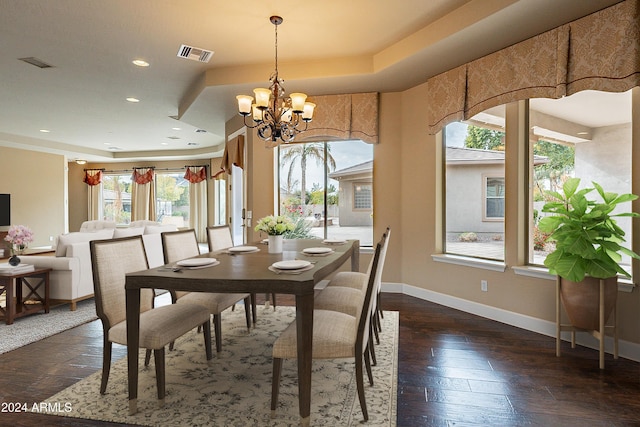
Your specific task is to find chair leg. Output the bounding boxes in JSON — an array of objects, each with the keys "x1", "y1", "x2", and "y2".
[
  {"x1": 154, "y1": 348, "x2": 166, "y2": 403},
  {"x1": 355, "y1": 353, "x2": 369, "y2": 421},
  {"x1": 364, "y1": 345, "x2": 374, "y2": 386},
  {"x1": 213, "y1": 314, "x2": 222, "y2": 352},
  {"x1": 271, "y1": 293, "x2": 277, "y2": 311},
  {"x1": 368, "y1": 325, "x2": 377, "y2": 366},
  {"x1": 202, "y1": 319, "x2": 212, "y2": 360},
  {"x1": 144, "y1": 349, "x2": 152, "y2": 366},
  {"x1": 271, "y1": 358, "x2": 283, "y2": 412},
  {"x1": 372, "y1": 313, "x2": 380, "y2": 344},
  {"x1": 100, "y1": 339, "x2": 112, "y2": 395},
  {"x1": 378, "y1": 291, "x2": 384, "y2": 319},
  {"x1": 243, "y1": 296, "x2": 252, "y2": 331}
]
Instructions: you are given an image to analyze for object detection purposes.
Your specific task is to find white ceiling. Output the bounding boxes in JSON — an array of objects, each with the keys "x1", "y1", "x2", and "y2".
[{"x1": 0, "y1": 0, "x2": 624, "y2": 163}]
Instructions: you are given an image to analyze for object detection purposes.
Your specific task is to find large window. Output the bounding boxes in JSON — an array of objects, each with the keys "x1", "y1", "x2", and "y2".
[
  {"x1": 528, "y1": 90, "x2": 633, "y2": 275},
  {"x1": 278, "y1": 140, "x2": 374, "y2": 246},
  {"x1": 101, "y1": 173, "x2": 132, "y2": 225},
  {"x1": 101, "y1": 170, "x2": 191, "y2": 227},
  {"x1": 444, "y1": 106, "x2": 506, "y2": 261},
  {"x1": 155, "y1": 171, "x2": 190, "y2": 228}
]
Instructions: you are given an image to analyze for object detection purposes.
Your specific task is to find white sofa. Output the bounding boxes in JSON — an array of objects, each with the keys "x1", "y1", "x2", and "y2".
[{"x1": 25, "y1": 223, "x2": 178, "y2": 310}]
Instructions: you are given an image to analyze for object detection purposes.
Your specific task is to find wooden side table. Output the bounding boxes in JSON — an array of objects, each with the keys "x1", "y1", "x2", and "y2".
[{"x1": 0, "y1": 268, "x2": 52, "y2": 325}]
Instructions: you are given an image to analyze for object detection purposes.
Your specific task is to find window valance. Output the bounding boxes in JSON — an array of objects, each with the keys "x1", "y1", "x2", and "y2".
[
  {"x1": 427, "y1": 0, "x2": 640, "y2": 135},
  {"x1": 214, "y1": 134, "x2": 245, "y2": 178},
  {"x1": 298, "y1": 92, "x2": 379, "y2": 144}
]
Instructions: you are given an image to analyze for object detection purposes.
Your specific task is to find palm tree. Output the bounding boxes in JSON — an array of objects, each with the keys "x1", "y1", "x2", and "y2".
[{"x1": 280, "y1": 143, "x2": 336, "y2": 215}]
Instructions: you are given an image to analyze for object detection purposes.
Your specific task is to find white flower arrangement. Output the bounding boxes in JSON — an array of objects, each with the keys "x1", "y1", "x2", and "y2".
[{"x1": 254, "y1": 215, "x2": 295, "y2": 236}]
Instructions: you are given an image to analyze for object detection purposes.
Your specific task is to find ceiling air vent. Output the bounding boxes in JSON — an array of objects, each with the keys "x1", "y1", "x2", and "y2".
[
  {"x1": 18, "y1": 57, "x2": 54, "y2": 69},
  {"x1": 177, "y1": 45, "x2": 213, "y2": 63}
]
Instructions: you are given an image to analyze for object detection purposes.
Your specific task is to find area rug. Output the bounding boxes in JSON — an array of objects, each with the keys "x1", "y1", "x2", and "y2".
[
  {"x1": 37, "y1": 305, "x2": 398, "y2": 426},
  {"x1": 0, "y1": 298, "x2": 97, "y2": 354}
]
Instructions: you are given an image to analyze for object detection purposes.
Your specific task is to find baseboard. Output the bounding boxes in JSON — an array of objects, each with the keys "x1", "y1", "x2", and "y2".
[{"x1": 381, "y1": 282, "x2": 640, "y2": 363}]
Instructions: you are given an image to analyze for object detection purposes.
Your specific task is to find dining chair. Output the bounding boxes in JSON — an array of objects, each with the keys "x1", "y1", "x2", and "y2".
[
  {"x1": 270, "y1": 234, "x2": 385, "y2": 421},
  {"x1": 206, "y1": 225, "x2": 272, "y2": 318},
  {"x1": 324, "y1": 227, "x2": 391, "y2": 341},
  {"x1": 313, "y1": 229, "x2": 390, "y2": 365},
  {"x1": 162, "y1": 229, "x2": 252, "y2": 352},
  {"x1": 90, "y1": 235, "x2": 212, "y2": 403}
]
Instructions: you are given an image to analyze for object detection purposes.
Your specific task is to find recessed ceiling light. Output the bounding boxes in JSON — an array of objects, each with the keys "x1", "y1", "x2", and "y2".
[
  {"x1": 172, "y1": 127, "x2": 181, "y2": 131},
  {"x1": 126, "y1": 97, "x2": 140, "y2": 103},
  {"x1": 161, "y1": 142, "x2": 169, "y2": 146},
  {"x1": 132, "y1": 59, "x2": 149, "y2": 67},
  {"x1": 195, "y1": 129, "x2": 207, "y2": 133},
  {"x1": 39, "y1": 129, "x2": 50, "y2": 133},
  {"x1": 187, "y1": 142, "x2": 199, "y2": 146},
  {"x1": 577, "y1": 131, "x2": 589, "y2": 136},
  {"x1": 75, "y1": 159, "x2": 87, "y2": 165},
  {"x1": 103, "y1": 142, "x2": 111, "y2": 145}
]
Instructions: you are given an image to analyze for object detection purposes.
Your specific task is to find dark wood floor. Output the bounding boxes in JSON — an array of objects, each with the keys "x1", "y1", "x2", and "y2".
[{"x1": 1, "y1": 293, "x2": 640, "y2": 426}]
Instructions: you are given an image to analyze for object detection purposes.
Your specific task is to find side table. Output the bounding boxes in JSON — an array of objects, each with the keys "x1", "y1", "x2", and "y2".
[{"x1": 0, "y1": 268, "x2": 52, "y2": 325}]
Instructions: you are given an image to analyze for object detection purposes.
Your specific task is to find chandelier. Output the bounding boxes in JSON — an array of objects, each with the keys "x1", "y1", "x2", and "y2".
[{"x1": 236, "y1": 16, "x2": 315, "y2": 147}]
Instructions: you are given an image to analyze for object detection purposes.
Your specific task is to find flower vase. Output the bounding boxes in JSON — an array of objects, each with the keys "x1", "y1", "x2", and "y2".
[
  {"x1": 8, "y1": 255, "x2": 21, "y2": 266},
  {"x1": 268, "y1": 235, "x2": 283, "y2": 254}
]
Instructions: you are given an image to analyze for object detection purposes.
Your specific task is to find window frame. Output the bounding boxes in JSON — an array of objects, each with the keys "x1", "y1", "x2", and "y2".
[{"x1": 482, "y1": 175, "x2": 505, "y2": 221}]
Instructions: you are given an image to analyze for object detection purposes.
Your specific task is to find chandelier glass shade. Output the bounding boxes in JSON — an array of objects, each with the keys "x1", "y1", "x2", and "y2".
[{"x1": 236, "y1": 16, "x2": 315, "y2": 147}]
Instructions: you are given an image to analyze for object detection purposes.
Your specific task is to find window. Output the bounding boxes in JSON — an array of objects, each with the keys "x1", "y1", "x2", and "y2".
[
  {"x1": 101, "y1": 174, "x2": 132, "y2": 225},
  {"x1": 99, "y1": 170, "x2": 191, "y2": 227},
  {"x1": 353, "y1": 183, "x2": 372, "y2": 210},
  {"x1": 213, "y1": 178, "x2": 226, "y2": 226},
  {"x1": 443, "y1": 105, "x2": 506, "y2": 261},
  {"x1": 278, "y1": 140, "x2": 374, "y2": 246},
  {"x1": 528, "y1": 90, "x2": 632, "y2": 276},
  {"x1": 484, "y1": 177, "x2": 505, "y2": 219},
  {"x1": 155, "y1": 171, "x2": 190, "y2": 228}
]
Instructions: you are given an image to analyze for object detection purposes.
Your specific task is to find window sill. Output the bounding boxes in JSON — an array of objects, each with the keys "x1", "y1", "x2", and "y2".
[
  {"x1": 431, "y1": 254, "x2": 506, "y2": 272},
  {"x1": 512, "y1": 265, "x2": 635, "y2": 293}
]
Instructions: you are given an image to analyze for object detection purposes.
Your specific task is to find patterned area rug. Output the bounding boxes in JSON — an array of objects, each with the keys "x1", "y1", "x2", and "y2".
[
  {"x1": 37, "y1": 305, "x2": 398, "y2": 426},
  {"x1": 0, "y1": 299, "x2": 97, "y2": 354}
]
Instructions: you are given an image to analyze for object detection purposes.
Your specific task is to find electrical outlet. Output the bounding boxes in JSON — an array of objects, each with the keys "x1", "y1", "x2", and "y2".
[{"x1": 481, "y1": 280, "x2": 488, "y2": 292}]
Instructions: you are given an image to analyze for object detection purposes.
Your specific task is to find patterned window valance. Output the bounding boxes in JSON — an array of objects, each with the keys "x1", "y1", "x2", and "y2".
[
  {"x1": 298, "y1": 92, "x2": 379, "y2": 144},
  {"x1": 214, "y1": 134, "x2": 244, "y2": 179},
  {"x1": 184, "y1": 166, "x2": 207, "y2": 183},
  {"x1": 427, "y1": 0, "x2": 640, "y2": 135},
  {"x1": 83, "y1": 169, "x2": 102, "y2": 186},
  {"x1": 132, "y1": 168, "x2": 154, "y2": 184}
]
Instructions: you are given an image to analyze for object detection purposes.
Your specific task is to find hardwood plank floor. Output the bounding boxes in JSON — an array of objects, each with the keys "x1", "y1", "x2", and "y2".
[{"x1": 1, "y1": 293, "x2": 640, "y2": 426}]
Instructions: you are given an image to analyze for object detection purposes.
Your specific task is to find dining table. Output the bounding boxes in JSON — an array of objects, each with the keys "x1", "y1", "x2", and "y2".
[{"x1": 125, "y1": 238, "x2": 359, "y2": 426}]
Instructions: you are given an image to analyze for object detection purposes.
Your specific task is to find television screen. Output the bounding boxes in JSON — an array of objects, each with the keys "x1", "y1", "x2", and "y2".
[{"x1": 0, "y1": 194, "x2": 10, "y2": 226}]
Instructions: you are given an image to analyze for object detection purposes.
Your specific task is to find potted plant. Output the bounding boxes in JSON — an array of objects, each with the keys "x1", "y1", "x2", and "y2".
[
  {"x1": 254, "y1": 215, "x2": 295, "y2": 253},
  {"x1": 538, "y1": 178, "x2": 640, "y2": 330}
]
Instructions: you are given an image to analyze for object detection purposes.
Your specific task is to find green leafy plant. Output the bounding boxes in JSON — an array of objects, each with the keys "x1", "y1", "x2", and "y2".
[{"x1": 538, "y1": 177, "x2": 640, "y2": 282}]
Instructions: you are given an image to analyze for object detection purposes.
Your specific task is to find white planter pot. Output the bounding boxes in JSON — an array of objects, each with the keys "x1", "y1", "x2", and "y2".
[{"x1": 268, "y1": 235, "x2": 283, "y2": 254}]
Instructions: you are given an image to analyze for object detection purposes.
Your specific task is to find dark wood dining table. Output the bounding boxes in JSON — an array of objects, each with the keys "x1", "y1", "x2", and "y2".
[{"x1": 125, "y1": 238, "x2": 359, "y2": 426}]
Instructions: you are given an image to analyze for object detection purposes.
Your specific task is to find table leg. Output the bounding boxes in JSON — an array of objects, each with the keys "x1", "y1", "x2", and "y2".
[
  {"x1": 44, "y1": 271, "x2": 50, "y2": 313},
  {"x1": 126, "y1": 288, "x2": 141, "y2": 415},
  {"x1": 1, "y1": 278, "x2": 15, "y2": 325},
  {"x1": 295, "y1": 292, "x2": 314, "y2": 427}
]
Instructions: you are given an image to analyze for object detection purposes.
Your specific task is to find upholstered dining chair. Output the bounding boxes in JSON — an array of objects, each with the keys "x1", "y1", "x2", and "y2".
[
  {"x1": 313, "y1": 229, "x2": 390, "y2": 366},
  {"x1": 162, "y1": 229, "x2": 252, "y2": 352},
  {"x1": 270, "y1": 234, "x2": 385, "y2": 421},
  {"x1": 323, "y1": 227, "x2": 391, "y2": 339},
  {"x1": 90, "y1": 235, "x2": 212, "y2": 403},
  {"x1": 206, "y1": 225, "x2": 271, "y2": 319}
]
